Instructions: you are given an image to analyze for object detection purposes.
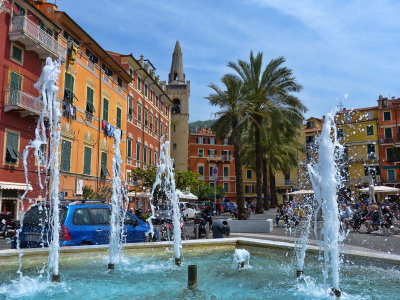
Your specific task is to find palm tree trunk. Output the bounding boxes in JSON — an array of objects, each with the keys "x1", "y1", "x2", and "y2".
[
  {"x1": 232, "y1": 116, "x2": 246, "y2": 220},
  {"x1": 254, "y1": 117, "x2": 264, "y2": 214},
  {"x1": 262, "y1": 157, "x2": 269, "y2": 210},
  {"x1": 269, "y1": 166, "x2": 277, "y2": 208}
]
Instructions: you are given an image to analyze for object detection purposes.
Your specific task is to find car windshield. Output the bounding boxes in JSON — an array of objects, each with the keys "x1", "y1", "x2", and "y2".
[
  {"x1": 158, "y1": 204, "x2": 172, "y2": 210},
  {"x1": 23, "y1": 205, "x2": 68, "y2": 226}
]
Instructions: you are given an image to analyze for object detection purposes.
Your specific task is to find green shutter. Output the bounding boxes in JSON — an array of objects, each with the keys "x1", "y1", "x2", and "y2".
[
  {"x1": 103, "y1": 98, "x2": 109, "y2": 121},
  {"x1": 12, "y1": 46, "x2": 22, "y2": 63},
  {"x1": 5, "y1": 132, "x2": 21, "y2": 163},
  {"x1": 127, "y1": 140, "x2": 132, "y2": 157},
  {"x1": 137, "y1": 104, "x2": 142, "y2": 122},
  {"x1": 61, "y1": 140, "x2": 71, "y2": 172},
  {"x1": 116, "y1": 107, "x2": 121, "y2": 128},
  {"x1": 86, "y1": 87, "x2": 94, "y2": 113},
  {"x1": 101, "y1": 152, "x2": 108, "y2": 177},
  {"x1": 64, "y1": 73, "x2": 74, "y2": 102},
  {"x1": 83, "y1": 147, "x2": 91, "y2": 175},
  {"x1": 136, "y1": 143, "x2": 140, "y2": 160}
]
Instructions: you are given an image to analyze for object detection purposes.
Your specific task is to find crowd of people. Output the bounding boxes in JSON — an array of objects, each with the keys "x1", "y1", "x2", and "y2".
[
  {"x1": 273, "y1": 199, "x2": 400, "y2": 235},
  {"x1": 340, "y1": 201, "x2": 400, "y2": 235}
]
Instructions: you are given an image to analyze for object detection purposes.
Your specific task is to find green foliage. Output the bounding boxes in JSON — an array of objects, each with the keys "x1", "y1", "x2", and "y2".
[
  {"x1": 193, "y1": 183, "x2": 225, "y2": 201},
  {"x1": 83, "y1": 185, "x2": 95, "y2": 199},
  {"x1": 189, "y1": 120, "x2": 215, "y2": 132},
  {"x1": 82, "y1": 184, "x2": 112, "y2": 202}
]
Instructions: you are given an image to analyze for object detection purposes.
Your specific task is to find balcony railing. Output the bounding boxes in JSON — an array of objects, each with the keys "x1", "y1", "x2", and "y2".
[
  {"x1": 4, "y1": 88, "x2": 42, "y2": 116},
  {"x1": 222, "y1": 154, "x2": 232, "y2": 161},
  {"x1": 9, "y1": 16, "x2": 66, "y2": 60},
  {"x1": 207, "y1": 155, "x2": 222, "y2": 162},
  {"x1": 367, "y1": 153, "x2": 377, "y2": 160}
]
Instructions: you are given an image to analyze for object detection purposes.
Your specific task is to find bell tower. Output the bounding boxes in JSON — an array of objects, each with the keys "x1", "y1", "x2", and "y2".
[{"x1": 167, "y1": 41, "x2": 190, "y2": 171}]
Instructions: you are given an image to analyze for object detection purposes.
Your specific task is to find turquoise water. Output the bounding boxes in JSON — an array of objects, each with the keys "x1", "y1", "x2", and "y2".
[{"x1": 0, "y1": 247, "x2": 399, "y2": 299}]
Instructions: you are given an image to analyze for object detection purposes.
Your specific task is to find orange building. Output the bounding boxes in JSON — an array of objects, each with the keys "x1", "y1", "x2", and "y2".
[
  {"x1": 0, "y1": 0, "x2": 67, "y2": 217},
  {"x1": 108, "y1": 52, "x2": 173, "y2": 210},
  {"x1": 27, "y1": 2, "x2": 133, "y2": 199},
  {"x1": 188, "y1": 129, "x2": 236, "y2": 202}
]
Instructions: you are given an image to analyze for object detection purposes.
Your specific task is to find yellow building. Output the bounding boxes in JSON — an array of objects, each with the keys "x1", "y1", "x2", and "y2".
[
  {"x1": 53, "y1": 11, "x2": 131, "y2": 199},
  {"x1": 243, "y1": 166, "x2": 256, "y2": 201},
  {"x1": 336, "y1": 106, "x2": 379, "y2": 201},
  {"x1": 274, "y1": 117, "x2": 323, "y2": 204}
]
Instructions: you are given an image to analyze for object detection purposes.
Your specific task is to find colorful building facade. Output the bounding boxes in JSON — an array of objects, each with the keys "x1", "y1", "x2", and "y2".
[
  {"x1": 188, "y1": 129, "x2": 236, "y2": 201},
  {"x1": 0, "y1": 0, "x2": 67, "y2": 217}
]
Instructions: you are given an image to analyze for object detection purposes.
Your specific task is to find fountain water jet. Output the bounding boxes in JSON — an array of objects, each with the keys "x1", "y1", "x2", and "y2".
[
  {"x1": 308, "y1": 109, "x2": 343, "y2": 297},
  {"x1": 147, "y1": 139, "x2": 182, "y2": 265}
]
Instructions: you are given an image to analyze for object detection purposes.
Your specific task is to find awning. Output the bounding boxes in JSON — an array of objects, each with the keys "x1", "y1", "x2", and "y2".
[
  {"x1": 358, "y1": 185, "x2": 399, "y2": 194},
  {"x1": 127, "y1": 190, "x2": 152, "y2": 198},
  {"x1": 288, "y1": 189, "x2": 314, "y2": 195},
  {"x1": 0, "y1": 181, "x2": 32, "y2": 191},
  {"x1": 176, "y1": 189, "x2": 198, "y2": 200}
]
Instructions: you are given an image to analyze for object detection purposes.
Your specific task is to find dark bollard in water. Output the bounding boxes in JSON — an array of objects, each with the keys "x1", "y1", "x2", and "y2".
[
  {"x1": 108, "y1": 263, "x2": 114, "y2": 270},
  {"x1": 175, "y1": 257, "x2": 181, "y2": 267},
  {"x1": 52, "y1": 274, "x2": 60, "y2": 282},
  {"x1": 331, "y1": 288, "x2": 341, "y2": 298},
  {"x1": 188, "y1": 265, "x2": 197, "y2": 289},
  {"x1": 296, "y1": 270, "x2": 303, "y2": 277}
]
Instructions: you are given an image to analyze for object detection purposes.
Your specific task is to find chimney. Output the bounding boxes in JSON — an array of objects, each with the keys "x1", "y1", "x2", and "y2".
[{"x1": 140, "y1": 55, "x2": 144, "y2": 67}]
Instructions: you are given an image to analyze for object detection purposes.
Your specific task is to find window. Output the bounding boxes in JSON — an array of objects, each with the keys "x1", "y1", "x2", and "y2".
[
  {"x1": 223, "y1": 166, "x2": 229, "y2": 177},
  {"x1": 197, "y1": 137, "x2": 204, "y2": 144},
  {"x1": 61, "y1": 140, "x2": 71, "y2": 172},
  {"x1": 116, "y1": 107, "x2": 122, "y2": 128},
  {"x1": 117, "y1": 77, "x2": 122, "y2": 87},
  {"x1": 137, "y1": 103, "x2": 142, "y2": 122},
  {"x1": 156, "y1": 95, "x2": 159, "y2": 107},
  {"x1": 208, "y1": 149, "x2": 217, "y2": 156},
  {"x1": 11, "y1": 44, "x2": 23, "y2": 64},
  {"x1": 150, "y1": 90, "x2": 153, "y2": 102},
  {"x1": 387, "y1": 147, "x2": 393, "y2": 162},
  {"x1": 198, "y1": 165, "x2": 204, "y2": 176},
  {"x1": 14, "y1": 3, "x2": 26, "y2": 16},
  {"x1": 127, "y1": 139, "x2": 132, "y2": 158},
  {"x1": 128, "y1": 96, "x2": 133, "y2": 118},
  {"x1": 337, "y1": 128, "x2": 344, "y2": 139},
  {"x1": 100, "y1": 152, "x2": 108, "y2": 177},
  {"x1": 102, "y1": 64, "x2": 113, "y2": 76},
  {"x1": 366, "y1": 125, "x2": 374, "y2": 136},
  {"x1": 385, "y1": 128, "x2": 392, "y2": 139},
  {"x1": 388, "y1": 169, "x2": 396, "y2": 182},
  {"x1": 154, "y1": 151, "x2": 158, "y2": 164},
  {"x1": 136, "y1": 142, "x2": 141, "y2": 161},
  {"x1": 73, "y1": 209, "x2": 91, "y2": 225},
  {"x1": 165, "y1": 125, "x2": 168, "y2": 139},
  {"x1": 383, "y1": 111, "x2": 391, "y2": 121},
  {"x1": 306, "y1": 121, "x2": 315, "y2": 129},
  {"x1": 366, "y1": 111, "x2": 373, "y2": 120},
  {"x1": 5, "y1": 131, "x2": 21, "y2": 164},
  {"x1": 103, "y1": 98, "x2": 109, "y2": 122},
  {"x1": 246, "y1": 169, "x2": 252, "y2": 179},
  {"x1": 222, "y1": 150, "x2": 231, "y2": 156},
  {"x1": 155, "y1": 116, "x2": 158, "y2": 134},
  {"x1": 210, "y1": 138, "x2": 216, "y2": 145},
  {"x1": 149, "y1": 148, "x2": 152, "y2": 165},
  {"x1": 223, "y1": 182, "x2": 229, "y2": 193},
  {"x1": 83, "y1": 147, "x2": 92, "y2": 175},
  {"x1": 172, "y1": 99, "x2": 181, "y2": 114},
  {"x1": 198, "y1": 149, "x2": 204, "y2": 157},
  {"x1": 86, "y1": 87, "x2": 94, "y2": 114},
  {"x1": 64, "y1": 73, "x2": 74, "y2": 102},
  {"x1": 85, "y1": 49, "x2": 98, "y2": 64},
  {"x1": 144, "y1": 108, "x2": 148, "y2": 127},
  {"x1": 245, "y1": 185, "x2": 255, "y2": 193},
  {"x1": 129, "y1": 68, "x2": 133, "y2": 78},
  {"x1": 90, "y1": 208, "x2": 110, "y2": 225},
  {"x1": 138, "y1": 77, "x2": 141, "y2": 91},
  {"x1": 209, "y1": 166, "x2": 214, "y2": 176},
  {"x1": 9, "y1": 71, "x2": 22, "y2": 105},
  {"x1": 150, "y1": 112, "x2": 153, "y2": 131},
  {"x1": 144, "y1": 83, "x2": 148, "y2": 97},
  {"x1": 223, "y1": 139, "x2": 229, "y2": 145},
  {"x1": 285, "y1": 173, "x2": 290, "y2": 184},
  {"x1": 160, "y1": 121, "x2": 163, "y2": 136},
  {"x1": 143, "y1": 146, "x2": 147, "y2": 164},
  {"x1": 367, "y1": 144, "x2": 375, "y2": 154}
]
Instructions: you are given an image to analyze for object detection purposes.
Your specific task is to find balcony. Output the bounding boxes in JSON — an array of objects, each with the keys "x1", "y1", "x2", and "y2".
[
  {"x1": 207, "y1": 155, "x2": 222, "y2": 162},
  {"x1": 9, "y1": 16, "x2": 66, "y2": 61},
  {"x1": 222, "y1": 154, "x2": 232, "y2": 162},
  {"x1": 367, "y1": 153, "x2": 377, "y2": 160},
  {"x1": 4, "y1": 88, "x2": 43, "y2": 116}
]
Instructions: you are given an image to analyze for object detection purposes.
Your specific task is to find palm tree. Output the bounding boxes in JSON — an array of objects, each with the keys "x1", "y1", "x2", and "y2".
[
  {"x1": 228, "y1": 51, "x2": 304, "y2": 214},
  {"x1": 206, "y1": 74, "x2": 247, "y2": 220}
]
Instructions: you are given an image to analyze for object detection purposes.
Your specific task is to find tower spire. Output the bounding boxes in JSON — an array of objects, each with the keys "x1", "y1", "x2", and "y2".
[{"x1": 168, "y1": 40, "x2": 185, "y2": 84}]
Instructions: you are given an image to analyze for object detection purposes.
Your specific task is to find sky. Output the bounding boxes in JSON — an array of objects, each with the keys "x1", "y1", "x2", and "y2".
[{"x1": 57, "y1": 0, "x2": 400, "y2": 123}]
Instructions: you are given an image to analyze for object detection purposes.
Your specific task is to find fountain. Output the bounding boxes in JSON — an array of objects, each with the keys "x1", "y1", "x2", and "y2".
[
  {"x1": 233, "y1": 248, "x2": 250, "y2": 269},
  {"x1": 308, "y1": 109, "x2": 344, "y2": 297},
  {"x1": 108, "y1": 128, "x2": 128, "y2": 270},
  {"x1": 147, "y1": 139, "x2": 182, "y2": 265}
]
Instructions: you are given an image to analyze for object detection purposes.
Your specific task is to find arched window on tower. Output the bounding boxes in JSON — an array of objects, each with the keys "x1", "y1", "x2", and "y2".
[
  {"x1": 173, "y1": 73, "x2": 178, "y2": 81},
  {"x1": 172, "y1": 99, "x2": 181, "y2": 114}
]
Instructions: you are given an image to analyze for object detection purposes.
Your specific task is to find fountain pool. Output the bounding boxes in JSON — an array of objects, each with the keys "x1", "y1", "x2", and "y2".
[{"x1": 0, "y1": 239, "x2": 399, "y2": 299}]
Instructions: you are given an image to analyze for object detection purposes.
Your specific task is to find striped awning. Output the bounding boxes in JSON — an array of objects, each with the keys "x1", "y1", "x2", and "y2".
[{"x1": 0, "y1": 181, "x2": 32, "y2": 191}]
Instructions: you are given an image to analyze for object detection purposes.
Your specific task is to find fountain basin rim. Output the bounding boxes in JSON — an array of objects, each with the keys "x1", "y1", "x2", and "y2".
[{"x1": 0, "y1": 238, "x2": 399, "y2": 265}]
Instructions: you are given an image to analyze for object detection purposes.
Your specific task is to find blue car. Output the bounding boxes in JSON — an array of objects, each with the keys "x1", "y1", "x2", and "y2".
[{"x1": 12, "y1": 201, "x2": 157, "y2": 248}]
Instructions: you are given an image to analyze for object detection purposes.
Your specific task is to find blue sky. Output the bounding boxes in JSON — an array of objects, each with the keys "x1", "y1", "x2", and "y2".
[{"x1": 57, "y1": 0, "x2": 400, "y2": 122}]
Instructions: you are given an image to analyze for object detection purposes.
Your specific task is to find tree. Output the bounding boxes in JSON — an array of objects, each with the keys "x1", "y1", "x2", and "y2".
[
  {"x1": 228, "y1": 52, "x2": 304, "y2": 213},
  {"x1": 206, "y1": 74, "x2": 247, "y2": 219}
]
